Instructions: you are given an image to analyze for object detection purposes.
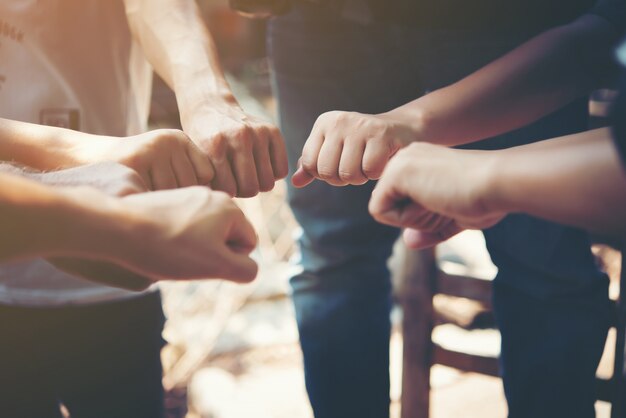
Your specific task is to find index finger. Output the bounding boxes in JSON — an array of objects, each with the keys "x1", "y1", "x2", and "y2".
[
  {"x1": 369, "y1": 180, "x2": 415, "y2": 226},
  {"x1": 225, "y1": 211, "x2": 258, "y2": 254},
  {"x1": 268, "y1": 127, "x2": 289, "y2": 180},
  {"x1": 186, "y1": 143, "x2": 215, "y2": 185}
]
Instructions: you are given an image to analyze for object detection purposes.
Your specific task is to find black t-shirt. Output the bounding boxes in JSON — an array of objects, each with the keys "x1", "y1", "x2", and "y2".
[{"x1": 612, "y1": 41, "x2": 626, "y2": 166}]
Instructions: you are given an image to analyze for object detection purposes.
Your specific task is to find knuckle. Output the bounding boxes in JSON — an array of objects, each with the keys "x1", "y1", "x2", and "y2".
[
  {"x1": 338, "y1": 169, "x2": 360, "y2": 183},
  {"x1": 232, "y1": 136, "x2": 253, "y2": 153},
  {"x1": 317, "y1": 165, "x2": 336, "y2": 179},
  {"x1": 259, "y1": 179, "x2": 275, "y2": 193},
  {"x1": 362, "y1": 163, "x2": 383, "y2": 179},
  {"x1": 237, "y1": 186, "x2": 259, "y2": 198}
]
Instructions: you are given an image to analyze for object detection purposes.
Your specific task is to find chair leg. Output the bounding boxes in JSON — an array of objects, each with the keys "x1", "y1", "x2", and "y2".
[
  {"x1": 611, "y1": 249, "x2": 626, "y2": 418},
  {"x1": 400, "y1": 248, "x2": 438, "y2": 418}
]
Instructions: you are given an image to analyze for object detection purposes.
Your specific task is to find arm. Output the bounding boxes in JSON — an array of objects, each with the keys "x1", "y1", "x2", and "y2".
[
  {"x1": 293, "y1": 13, "x2": 622, "y2": 187},
  {"x1": 0, "y1": 118, "x2": 214, "y2": 190},
  {"x1": 368, "y1": 128, "x2": 626, "y2": 248},
  {"x1": 0, "y1": 172, "x2": 258, "y2": 286},
  {"x1": 388, "y1": 15, "x2": 620, "y2": 147},
  {"x1": 124, "y1": 0, "x2": 288, "y2": 197}
]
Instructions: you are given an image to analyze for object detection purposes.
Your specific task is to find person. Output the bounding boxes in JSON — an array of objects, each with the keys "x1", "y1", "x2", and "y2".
[
  {"x1": 0, "y1": 169, "x2": 258, "y2": 287},
  {"x1": 369, "y1": 129, "x2": 626, "y2": 245},
  {"x1": 369, "y1": 38, "x2": 626, "y2": 243},
  {"x1": 0, "y1": 1, "x2": 286, "y2": 417},
  {"x1": 265, "y1": 0, "x2": 625, "y2": 416}
]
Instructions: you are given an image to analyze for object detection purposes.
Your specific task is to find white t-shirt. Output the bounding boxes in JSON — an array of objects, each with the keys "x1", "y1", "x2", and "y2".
[{"x1": 0, "y1": 0, "x2": 155, "y2": 306}]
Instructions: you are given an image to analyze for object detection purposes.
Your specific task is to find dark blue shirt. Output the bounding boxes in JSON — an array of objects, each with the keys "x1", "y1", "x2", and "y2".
[
  {"x1": 612, "y1": 41, "x2": 626, "y2": 166},
  {"x1": 374, "y1": 0, "x2": 613, "y2": 34}
]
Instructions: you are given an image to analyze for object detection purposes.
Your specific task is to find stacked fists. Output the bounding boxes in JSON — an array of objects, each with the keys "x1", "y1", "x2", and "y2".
[
  {"x1": 40, "y1": 119, "x2": 286, "y2": 288},
  {"x1": 293, "y1": 111, "x2": 506, "y2": 248},
  {"x1": 41, "y1": 161, "x2": 258, "y2": 290}
]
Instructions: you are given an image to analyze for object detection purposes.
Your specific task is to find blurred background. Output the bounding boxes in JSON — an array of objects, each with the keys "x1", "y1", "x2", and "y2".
[{"x1": 147, "y1": 2, "x2": 622, "y2": 418}]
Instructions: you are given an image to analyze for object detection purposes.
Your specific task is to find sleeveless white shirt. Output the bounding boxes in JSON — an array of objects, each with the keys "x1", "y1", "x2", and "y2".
[{"x1": 0, "y1": 0, "x2": 156, "y2": 306}]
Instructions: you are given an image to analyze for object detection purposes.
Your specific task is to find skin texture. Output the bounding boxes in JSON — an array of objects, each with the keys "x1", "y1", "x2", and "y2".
[
  {"x1": 0, "y1": 170, "x2": 258, "y2": 290},
  {"x1": 124, "y1": 0, "x2": 288, "y2": 197},
  {"x1": 292, "y1": 14, "x2": 621, "y2": 188},
  {"x1": 0, "y1": 119, "x2": 214, "y2": 191},
  {"x1": 369, "y1": 130, "x2": 626, "y2": 248}
]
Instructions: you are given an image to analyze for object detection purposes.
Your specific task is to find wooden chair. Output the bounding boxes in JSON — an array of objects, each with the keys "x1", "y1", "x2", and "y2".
[{"x1": 397, "y1": 243, "x2": 626, "y2": 418}]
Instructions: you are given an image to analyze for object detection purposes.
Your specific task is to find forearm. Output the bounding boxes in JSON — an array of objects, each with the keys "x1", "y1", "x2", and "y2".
[
  {"x1": 124, "y1": 0, "x2": 237, "y2": 121},
  {"x1": 390, "y1": 15, "x2": 619, "y2": 147},
  {"x1": 0, "y1": 118, "x2": 90, "y2": 170},
  {"x1": 0, "y1": 173, "x2": 137, "y2": 261},
  {"x1": 489, "y1": 128, "x2": 626, "y2": 236}
]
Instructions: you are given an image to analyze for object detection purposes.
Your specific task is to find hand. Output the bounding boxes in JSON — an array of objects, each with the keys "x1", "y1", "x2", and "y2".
[
  {"x1": 32, "y1": 162, "x2": 148, "y2": 197},
  {"x1": 35, "y1": 163, "x2": 151, "y2": 286},
  {"x1": 182, "y1": 103, "x2": 288, "y2": 197},
  {"x1": 368, "y1": 143, "x2": 505, "y2": 248},
  {"x1": 292, "y1": 111, "x2": 418, "y2": 188},
  {"x1": 72, "y1": 129, "x2": 215, "y2": 190},
  {"x1": 118, "y1": 187, "x2": 259, "y2": 282}
]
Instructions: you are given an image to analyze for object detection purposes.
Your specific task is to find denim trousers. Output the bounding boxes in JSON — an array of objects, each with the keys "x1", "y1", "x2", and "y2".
[{"x1": 268, "y1": 6, "x2": 611, "y2": 417}]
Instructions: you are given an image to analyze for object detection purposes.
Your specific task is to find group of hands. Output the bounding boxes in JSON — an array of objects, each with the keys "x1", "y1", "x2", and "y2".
[{"x1": 50, "y1": 106, "x2": 500, "y2": 289}]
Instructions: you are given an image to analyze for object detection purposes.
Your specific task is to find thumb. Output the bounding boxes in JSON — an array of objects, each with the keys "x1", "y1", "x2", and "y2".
[
  {"x1": 225, "y1": 212, "x2": 258, "y2": 255},
  {"x1": 291, "y1": 159, "x2": 315, "y2": 188},
  {"x1": 403, "y1": 223, "x2": 464, "y2": 249}
]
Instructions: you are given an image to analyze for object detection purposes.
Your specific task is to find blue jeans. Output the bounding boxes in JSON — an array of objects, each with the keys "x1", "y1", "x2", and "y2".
[{"x1": 268, "y1": 5, "x2": 610, "y2": 418}]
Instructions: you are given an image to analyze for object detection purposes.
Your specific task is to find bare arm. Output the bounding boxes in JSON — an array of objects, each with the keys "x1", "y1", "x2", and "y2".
[
  {"x1": 369, "y1": 129, "x2": 626, "y2": 248},
  {"x1": 124, "y1": 0, "x2": 288, "y2": 197},
  {"x1": 294, "y1": 13, "x2": 622, "y2": 187},
  {"x1": 0, "y1": 117, "x2": 214, "y2": 190},
  {"x1": 390, "y1": 14, "x2": 620, "y2": 147},
  {"x1": 0, "y1": 172, "x2": 258, "y2": 286}
]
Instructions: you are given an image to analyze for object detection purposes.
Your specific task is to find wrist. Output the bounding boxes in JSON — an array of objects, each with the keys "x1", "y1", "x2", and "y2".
[
  {"x1": 51, "y1": 189, "x2": 146, "y2": 262},
  {"x1": 382, "y1": 104, "x2": 433, "y2": 145},
  {"x1": 480, "y1": 150, "x2": 513, "y2": 214},
  {"x1": 176, "y1": 81, "x2": 240, "y2": 122}
]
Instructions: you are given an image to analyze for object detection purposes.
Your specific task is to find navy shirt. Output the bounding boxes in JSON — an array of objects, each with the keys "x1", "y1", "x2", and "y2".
[
  {"x1": 612, "y1": 41, "x2": 626, "y2": 166},
  {"x1": 374, "y1": 0, "x2": 608, "y2": 33}
]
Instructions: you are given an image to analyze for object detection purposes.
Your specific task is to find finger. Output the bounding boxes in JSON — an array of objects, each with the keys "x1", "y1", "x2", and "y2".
[
  {"x1": 403, "y1": 223, "x2": 464, "y2": 249},
  {"x1": 292, "y1": 158, "x2": 316, "y2": 188},
  {"x1": 317, "y1": 136, "x2": 344, "y2": 186},
  {"x1": 268, "y1": 128, "x2": 289, "y2": 179},
  {"x1": 232, "y1": 145, "x2": 260, "y2": 198},
  {"x1": 300, "y1": 130, "x2": 325, "y2": 179},
  {"x1": 210, "y1": 159, "x2": 238, "y2": 196},
  {"x1": 216, "y1": 250, "x2": 259, "y2": 283},
  {"x1": 253, "y1": 135, "x2": 276, "y2": 192},
  {"x1": 405, "y1": 210, "x2": 451, "y2": 232},
  {"x1": 338, "y1": 139, "x2": 367, "y2": 185},
  {"x1": 457, "y1": 213, "x2": 506, "y2": 230},
  {"x1": 226, "y1": 212, "x2": 258, "y2": 254},
  {"x1": 150, "y1": 163, "x2": 178, "y2": 190},
  {"x1": 49, "y1": 257, "x2": 153, "y2": 291},
  {"x1": 186, "y1": 143, "x2": 215, "y2": 185},
  {"x1": 362, "y1": 139, "x2": 392, "y2": 180},
  {"x1": 369, "y1": 183, "x2": 419, "y2": 227},
  {"x1": 137, "y1": 170, "x2": 154, "y2": 191},
  {"x1": 171, "y1": 152, "x2": 198, "y2": 188}
]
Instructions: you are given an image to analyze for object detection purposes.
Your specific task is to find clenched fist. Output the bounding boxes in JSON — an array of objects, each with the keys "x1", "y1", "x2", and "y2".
[
  {"x1": 120, "y1": 187, "x2": 258, "y2": 282},
  {"x1": 72, "y1": 129, "x2": 214, "y2": 190},
  {"x1": 292, "y1": 111, "x2": 418, "y2": 188},
  {"x1": 183, "y1": 104, "x2": 288, "y2": 198},
  {"x1": 369, "y1": 143, "x2": 505, "y2": 249}
]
